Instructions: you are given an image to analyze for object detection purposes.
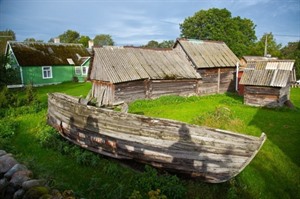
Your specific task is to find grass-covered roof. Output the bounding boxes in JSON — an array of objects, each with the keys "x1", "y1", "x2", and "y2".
[{"x1": 8, "y1": 41, "x2": 90, "y2": 66}]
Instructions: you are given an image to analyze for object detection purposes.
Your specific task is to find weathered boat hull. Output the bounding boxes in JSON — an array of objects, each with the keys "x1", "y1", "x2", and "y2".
[{"x1": 47, "y1": 93, "x2": 266, "y2": 183}]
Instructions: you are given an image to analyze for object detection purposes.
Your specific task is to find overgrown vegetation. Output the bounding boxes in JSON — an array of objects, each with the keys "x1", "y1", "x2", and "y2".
[{"x1": 0, "y1": 82, "x2": 299, "y2": 198}]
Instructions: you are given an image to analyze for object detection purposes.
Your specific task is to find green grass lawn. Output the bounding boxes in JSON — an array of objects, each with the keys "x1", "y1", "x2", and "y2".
[{"x1": 1, "y1": 82, "x2": 299, "y2": 199}]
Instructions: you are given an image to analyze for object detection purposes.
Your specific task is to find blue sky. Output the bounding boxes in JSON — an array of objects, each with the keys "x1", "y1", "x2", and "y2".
[{"x1": 0, "y1": 0, "x2": 299, "y2": 46}]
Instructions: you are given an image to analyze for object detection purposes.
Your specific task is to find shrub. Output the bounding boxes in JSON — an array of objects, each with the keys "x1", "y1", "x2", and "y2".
[
  {"x1": 0, "y1": 86, "x2": 18, "y2": 108},
  {"x1": 0, "y1": 119, "x2": 19, "y2": 150},
  {"x1": 132, "y1": 165, "x2": 186, "y2": 199},
  {"x1": 25, "y1": 84, "x2": 38, "y2": 104}
]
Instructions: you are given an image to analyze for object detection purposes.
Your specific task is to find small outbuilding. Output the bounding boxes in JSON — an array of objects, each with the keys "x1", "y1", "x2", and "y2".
[
  {"x1": 88, "y1": 46, "x2": 201, "y2": 106},
  {"x1": 239, "y1": 60, "x2": 295, "y2": 107},
  {"x1": 5, "y1": 41, "x2": 91, "y2": 87},
  {"x1": 173, "y1": 39, "x2": 239, "y2": 95}
]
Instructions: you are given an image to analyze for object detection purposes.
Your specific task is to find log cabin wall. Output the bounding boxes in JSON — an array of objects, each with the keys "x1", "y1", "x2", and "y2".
[
  {"x1": 243, "y1": 86, "x2": 283, "y2": 107},
  {"x1": 92, "y1": 78, "x2": 200, "y2": 105},
  {"x1": 114, "y1": 80, "x2": 147, "y2": 103},
  {"x1": 149, "y1": 79, "x2": 198, "y2": 99},
  {"x1": 197, "y1": 67, "x2": 235, "y2": 95}
]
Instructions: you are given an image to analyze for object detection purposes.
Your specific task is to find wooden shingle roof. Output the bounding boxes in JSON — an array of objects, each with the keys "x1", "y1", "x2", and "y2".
[
  {"x1": 89, "y1": 46, "x2": 201, "y2": 83},
  {"x1": 7, "y1": 41, "x2": 90, "y2": 66},
  {"x1": 174, "y1": 39, "x2": 239, "y2": 68}
]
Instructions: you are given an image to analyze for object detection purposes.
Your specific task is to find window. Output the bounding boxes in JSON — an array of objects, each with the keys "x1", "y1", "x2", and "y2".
[
  {"x1": 82, "y1": 66, "x2": 88, "y2": 76},
  {"x1": 42, "y1": 66, "x2": 52, "y2": 79},
  {"x1": 75, "y1": 66, "x2": 81, "y2": 75}
]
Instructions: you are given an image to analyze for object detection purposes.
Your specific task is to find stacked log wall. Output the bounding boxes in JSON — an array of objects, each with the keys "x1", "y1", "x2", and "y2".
[
  {"x1": 114, "y1": 80, "x2": 146, "y2": 103},
  {"x1": 149, "y1": 79, "x2": 198, "y2": 99},
  {"x1": 197, "y1": 68, "x2": 235, "y2": 95},
  {"x1": 244, "y1": 86, "x2": 284, "y2": 107}
]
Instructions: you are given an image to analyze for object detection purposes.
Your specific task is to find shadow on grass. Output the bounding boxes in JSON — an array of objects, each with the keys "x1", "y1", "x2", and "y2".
[{"x1": 249, "y1": 105, "x2": 300, "y2": 167}]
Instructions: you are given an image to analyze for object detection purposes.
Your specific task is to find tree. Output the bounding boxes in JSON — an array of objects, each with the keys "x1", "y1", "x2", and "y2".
[
  {"x1": 24, "y1": 38, "x2": 43, "y2": 42},
  {"x1": 180, "y1": 8, "x2": 256, "y2": 57},
  {"x1": 158, "y1": 40, "x2": 175, "y2": 48},
  {"x1": 250, "y1": 33, "x2": 282, "y2": 57},
  {"x1": 144, "y1": 40, "x2": 160, "y2": 48},
  {"x1": 58, "y1": 30, "x2": 80, "y2": 43},
  {"x1": 281, "y1": 41, "x2": 300, "y2": 79},
  {"x1": 143, "y1": 40, "x2": 175, "y2": 48},
  {"x1": 0, "y1": 29, "x2": 16, "y2": 54},
  {"x1": 78, "y1": 35, "x2": 91, "y2": 48},
  {"x1": 93, "y1": 34, "x2": 114, "y2": 46}
]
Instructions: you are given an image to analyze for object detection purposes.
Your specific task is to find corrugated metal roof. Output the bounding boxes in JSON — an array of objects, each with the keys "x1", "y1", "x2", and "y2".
[
  {"x1": 174, "y1": 39, "x2": 239, "y2": 68},
  {"x1": 90, "y1": 47, "x2": 201, "y2": 83},
  {"x1": 8, "y1": 41, "x2": 90, "y2": 66},
  {"x1": 240, "y1": 69, "x2": 291, "y2": 87}
]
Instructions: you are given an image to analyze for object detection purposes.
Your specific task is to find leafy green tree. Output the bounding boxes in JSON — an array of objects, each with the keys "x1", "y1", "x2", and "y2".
[
  {"x1": 143, "y1": 40, "x2": 175, "y2": 48},
  {"x1": 144, "y1": 40, "x2": 160, "y2": 48},
  {"x1": 180, "y1": 8, "x2": 256, "y2": 57},
  {"x1": 24, "y1": 38, "x2": 43, "y2": 42},
  {"x1": 281, "y1": 41, "x2": 300, "y2": 79},
  {"x1": 58, "y1": 30, "x2": 80, "y2": 43},
  {"x1": 94, "y1": 34, "x2": 114, "y2": 46},
  {"x1": 158, "y1": 40, "x2": 175, "y2": 48},
  {"x1": 0, "y1": 29, "x2": 16, "y2": 54},
  {"x1": 250, "y1": 33, "x2": 282, "y2": 57},
  {"x1": 78, "y1": 35, "x2": 91, "y2": 48},
  {"x1": 24, "y1": 38, "x2": 36, "y2": 42}
]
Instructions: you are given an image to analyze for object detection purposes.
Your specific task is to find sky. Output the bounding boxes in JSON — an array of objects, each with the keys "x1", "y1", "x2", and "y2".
[{"x1": 0, "y1": 0, "x2": 299, "y2": 47}]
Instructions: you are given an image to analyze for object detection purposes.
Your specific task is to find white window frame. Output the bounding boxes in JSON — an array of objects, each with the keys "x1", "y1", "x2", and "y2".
[
  {"x1": 82, "y1": 66, "x2": 88, "y2": 76},
  {"x1": 75, "y1": 66, "x2": 81, "y2": 76},
  {"x1": 42, "y1": 66, "x2": 52, "y2": 79}
]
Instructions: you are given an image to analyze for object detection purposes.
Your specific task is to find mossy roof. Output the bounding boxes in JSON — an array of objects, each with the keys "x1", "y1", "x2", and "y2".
[{"x1": 8, "y1": 41, "x2": 90, "y2": 66}]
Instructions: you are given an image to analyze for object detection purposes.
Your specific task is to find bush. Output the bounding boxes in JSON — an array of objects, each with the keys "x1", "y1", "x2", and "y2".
[
  {"x1": 0, "y1": 86, "x2": 18, "y2": 108},
  {"x1": 132, "y1": 165, "x2": 186, "y2": 199},
  {"x1": 0, "y1": 118, "x2": 19, "y2": 150}
]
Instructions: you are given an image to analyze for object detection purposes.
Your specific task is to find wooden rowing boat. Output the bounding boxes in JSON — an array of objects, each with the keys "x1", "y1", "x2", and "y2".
[{"x1": 47, "y1": 93, "x2": 266, "y2": 183}]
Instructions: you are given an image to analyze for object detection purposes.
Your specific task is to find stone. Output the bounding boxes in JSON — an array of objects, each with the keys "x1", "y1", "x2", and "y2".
[
  {"x1": 3, "y1": 184, "x2": 18, "y2": 199},
  {"x1": 0, "y1": 154, "x2": 18, "y2": 174},
  {"x1": 39, "y1": 193, "x2": 53, "y2": 199},
  {"x1": 0, "y1": 178, "x2": 8, "y2": 193},
  {"x1": 22, "y1": 179, "x2": 46, "y2": 190},
  {"x1": 23, "y1": 186, "x2": 49, "y2": 199},
  {"x1": 13, "y1": 188, "x2": 25, "y2": 199},
  {"x1": 0, "y1": 150, "x2": 7, "y2": 157},
  {"x1": 10, "y1": 170, "x2": 32, "y2": 187},
  {"x1": 4, "y1": 164, "x2": 28, "y2": 179}
]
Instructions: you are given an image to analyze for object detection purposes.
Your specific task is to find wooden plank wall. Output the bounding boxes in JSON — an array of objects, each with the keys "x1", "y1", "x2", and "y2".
[
  {"x1": 150, "y1": 80, "x2": 198, "y2": 99},
  {"x1": 94, "y1": 79, "x2": 199, "y2": 105},
  {"x1": 114, "y1": 80, "x2": 146, "y2": 103},
  {"x1": 91, "y1": 81, "x2": 114, "y2": 106},
  {"x1": 244, "y1": 86, "x2": 282, "y2": 107},
  {"x1": 197, "y1": 68, "x2": 235, "y2": 95}
]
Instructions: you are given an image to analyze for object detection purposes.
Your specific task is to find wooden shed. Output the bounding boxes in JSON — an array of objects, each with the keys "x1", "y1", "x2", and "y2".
[
  {"x1": 88, "y1": 46, "x2": 201, "y2": 106},
  {"x1": 239, "y1": 60, "x2": 295, "y2": 107},
  {"x1": 173, "y1": 39, "x2": 239, "y2": 95}
]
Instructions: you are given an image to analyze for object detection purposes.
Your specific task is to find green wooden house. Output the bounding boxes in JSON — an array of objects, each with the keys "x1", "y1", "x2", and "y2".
[{"x1": 5, "y1": 41, "x2": 91, "y2": 87}]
